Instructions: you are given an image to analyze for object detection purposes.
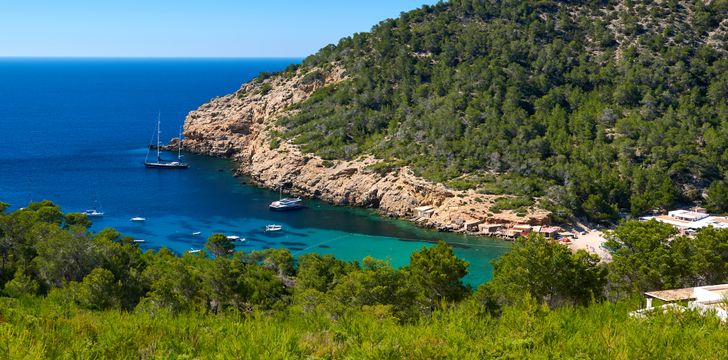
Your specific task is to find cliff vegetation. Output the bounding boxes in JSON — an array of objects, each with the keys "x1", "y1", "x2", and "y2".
[{"x1": 272, "y1": 0, "x2": 728, "y2": 222}]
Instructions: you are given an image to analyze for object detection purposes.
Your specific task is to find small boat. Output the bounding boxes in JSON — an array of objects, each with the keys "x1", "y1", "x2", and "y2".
[
  {"x1": 144, "y1": 113, "x2": 189, "y2": 169},
  {"x1": 84, "y1": 209, "x2": 104, "y2": 217},
  {"x1": 240, "y1": 237, "x2": 246, "y2": 242},
  {"x1": 84, "y1": 199, "x2": 104, "y2": 217},
  {"x1": 269, "y1": 197, "x2": 305, "y2": 211},
  {"x1": 226, "y1": 235, "x2": 240, "y2": 241},
  {"x1": 265, "y1": 224, "x2": 283, "y2": 232},
  {"x1": 192, "y1": 231, "x2": 201, "y2": 236},
  {"x1": 188, "y1": 249, "x2": 201, "y2": 254},
  {"x1": 269, "y1": 187, "x2": 305, "y2": 211},
  {"x1": 132, "y1": 239, "x2": 145, "y2": 243},
  {"x1": 130, "y1": 217, "x2": 146, "y2": 222}
]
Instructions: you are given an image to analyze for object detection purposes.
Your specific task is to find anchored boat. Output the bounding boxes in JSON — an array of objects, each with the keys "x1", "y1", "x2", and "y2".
[
  {"x1": 144, "y1": 113, "x2": 189, "y2": 169},
  {"x1": 265, "y1": 224, "x2": 283, "y2": 232},
  {"x1": 269, "y1": 187, "x2": 305, "y2": 211}
]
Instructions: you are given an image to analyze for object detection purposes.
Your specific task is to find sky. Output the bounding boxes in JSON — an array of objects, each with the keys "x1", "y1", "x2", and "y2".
[{"x1": 0, "y1": 0, "x2": 438, "y2": 58}]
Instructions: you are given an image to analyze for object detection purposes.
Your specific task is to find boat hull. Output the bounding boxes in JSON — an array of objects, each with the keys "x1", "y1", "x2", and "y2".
[
  {"x1": 144, "y1": 162, "x2": 189, "y2": 169},
  {"x1": 269, "y1": 205, "x2": 305, "y2": 211}
]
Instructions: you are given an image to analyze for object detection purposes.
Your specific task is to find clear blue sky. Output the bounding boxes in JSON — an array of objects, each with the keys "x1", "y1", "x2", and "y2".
[{"x1": 0, "y1": 0, "x2": 438, "y2": 57}]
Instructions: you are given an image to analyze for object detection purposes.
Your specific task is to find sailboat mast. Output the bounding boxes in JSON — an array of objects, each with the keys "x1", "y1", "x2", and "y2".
[
  {"x1": 156, "y1": 113, "x2": 161, "y2": 161},
  {"x1": 178, "y1": 126, "x2": 182, "y2": 160}
]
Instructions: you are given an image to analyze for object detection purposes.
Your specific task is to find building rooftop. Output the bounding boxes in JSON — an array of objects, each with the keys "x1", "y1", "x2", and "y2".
[
  {"x1": 668, "y1": 210, "x2": 709, "y2": 221},
  {"x1": 645, "y1": 287, "x2": 696, "y2": 302},
  {"x1": 643, "y1": 214, "x2": 728, "y2": 230}
]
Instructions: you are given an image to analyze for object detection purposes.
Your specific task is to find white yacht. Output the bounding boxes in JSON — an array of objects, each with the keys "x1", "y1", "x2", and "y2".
[
  {"x1": 130, "y1": 217, "x2": 146, "y2": 222},
  {"x1": 269, "y1": 197, "x2": 305, "y2": 211},
  {"x1": 84, "y1": 199, "x2": 104, "y2": 217},
  {"x1": 269, "y1": 186, "x2": 305, "y2": 211},
  {"x1": 84, "y1": 209, "x2": 104, "y2": 217},
  {"x1": 265, "y1": 224, "x2": 283, "y2": 232}
]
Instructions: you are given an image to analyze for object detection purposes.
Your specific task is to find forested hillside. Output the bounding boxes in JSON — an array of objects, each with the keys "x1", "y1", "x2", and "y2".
[
  {"x1": 1, "y1": 202, "x2": 727, "y2": 357},
  {"x1": 272, "y1": 0, "x2": 728, "y2": 222}
]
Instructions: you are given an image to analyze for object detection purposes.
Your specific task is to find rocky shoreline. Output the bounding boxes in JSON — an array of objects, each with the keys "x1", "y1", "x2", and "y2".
[{"x1": 181, "y1": 66, "x2": 551, "y2": 235}]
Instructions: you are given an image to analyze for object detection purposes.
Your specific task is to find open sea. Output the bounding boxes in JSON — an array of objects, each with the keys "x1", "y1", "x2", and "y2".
[{"x1": 0, "y1": 58, "x2": 509, "y2": 285}]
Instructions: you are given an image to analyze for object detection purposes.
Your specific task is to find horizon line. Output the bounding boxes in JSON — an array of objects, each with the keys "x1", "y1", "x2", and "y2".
[{"x1": 0, "y1": 56, "x2": 307, "y2": 59}]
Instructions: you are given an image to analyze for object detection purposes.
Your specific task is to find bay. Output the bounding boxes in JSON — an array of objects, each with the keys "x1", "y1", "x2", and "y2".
[{"x1": 0, "y1": 58, "x2": 509, "y2": 284}]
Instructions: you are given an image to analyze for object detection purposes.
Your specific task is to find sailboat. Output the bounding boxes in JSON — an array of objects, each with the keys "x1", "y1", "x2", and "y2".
[
  {"x1": 83, "y1": 199, "x2": 104, "y2": 217},
  {"x1": 144, "y1": 113, "x2": 189, "y2": 169}
]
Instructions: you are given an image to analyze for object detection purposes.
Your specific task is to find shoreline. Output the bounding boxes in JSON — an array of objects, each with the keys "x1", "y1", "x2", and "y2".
[
  {"x1": 181, "y1": 66, "x2": 553, "y2": 241},
  {"x1": 178, "y1": 63, "x2": 614, "y2": 260}
]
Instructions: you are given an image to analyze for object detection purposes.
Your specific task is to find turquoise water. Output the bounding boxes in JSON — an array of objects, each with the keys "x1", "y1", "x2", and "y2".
[{"x1": 0, "y1": 58, "x2": 509, "y2": 285}]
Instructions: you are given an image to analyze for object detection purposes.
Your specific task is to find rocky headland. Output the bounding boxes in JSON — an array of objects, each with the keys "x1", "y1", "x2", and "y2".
[{"x1": 182, "y1": 67, "x2": 550, "y2": 234}]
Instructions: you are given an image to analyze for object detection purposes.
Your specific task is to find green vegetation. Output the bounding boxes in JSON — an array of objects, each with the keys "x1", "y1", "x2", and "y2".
[
  {"x1": 205, "y1": 233, "x2": 235, "y2": 257},
  {"x1": 604, "y1": 220, "x2": 728, "y2": 298},
  {"x1": 706, "y1": 181, "x2": 728, "y2": 214},
  {"x1": 489, "y1": 196, "x2": 534, "y2": 213},
  {"x1": 259, "y1": 83, "x2": 273, "y2": 96},
  {"x1": 274, "y1": 0, "x2": 728, "y2": 221},
  {"x1": 1, "y1": 201, "x2": 727, "y2": 357}
]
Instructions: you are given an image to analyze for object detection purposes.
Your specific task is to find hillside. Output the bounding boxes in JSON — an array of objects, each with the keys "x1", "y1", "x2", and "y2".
[{"x1": 184, "y1": 0, "x2": 727, "y2": 224}]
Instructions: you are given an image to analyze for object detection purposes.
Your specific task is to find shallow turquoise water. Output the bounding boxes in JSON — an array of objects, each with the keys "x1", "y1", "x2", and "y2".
[{"x1": 0, "y1": 58, "x2": 510, "y2": 285}]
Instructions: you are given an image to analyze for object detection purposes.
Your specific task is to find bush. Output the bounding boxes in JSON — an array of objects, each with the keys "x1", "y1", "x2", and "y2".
[{"x1": 259, "y1": 83, "x2": 273, "y2": 96}]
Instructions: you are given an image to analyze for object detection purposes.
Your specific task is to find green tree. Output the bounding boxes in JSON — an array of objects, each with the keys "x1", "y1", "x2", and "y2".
[
  {"x1": 406, "y1": 241, "x2": 469, "y2": 311},
  {"x1": 3, "y1": 267, "x2": 39, "y2": 297},
  {"x1": 605, "y1": 220, "x2": 680, "y2": 296},
  {"x1": 64, "y1": 212, "x2": 92, "y2": 229},
  {"x1": 295, "y1": 253, "x2": 356, "y2": 292},
  {"x1": 72, "y1": 268, "x2": 121, "y2": 310},
  {"x1": 255, "y1": 248, "x2": 295, "y2": 277},
  {"x1": 205, "y1": 233, "x2": 234, "y2": 257},
  {"x1": 705, "y1": 181, "x2": 728, "y2": 214},
  {"x1": 482, "y1": 235, "x2": 606, "y2": 308},
  {"x1": 32, "y1": 222, "x2": 97, "y2": 290},
  {"x1": 329, "y1": 257, "x2": 417, "y2": 320}
]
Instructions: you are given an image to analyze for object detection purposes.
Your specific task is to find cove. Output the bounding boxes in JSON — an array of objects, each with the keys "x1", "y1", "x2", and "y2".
[{"x1": 0, "y1": 58, "x2": 509, "y2": 285}]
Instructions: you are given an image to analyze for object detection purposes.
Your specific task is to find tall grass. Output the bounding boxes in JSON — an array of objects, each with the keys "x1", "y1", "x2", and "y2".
[{"x1": 1, "y1": 296, "x2": 725, "y2": 359}]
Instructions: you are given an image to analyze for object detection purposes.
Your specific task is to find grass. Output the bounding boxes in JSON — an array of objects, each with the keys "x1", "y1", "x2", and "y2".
[{"x1": 1, "y1": 296, "x2": 725, "y2": 359}]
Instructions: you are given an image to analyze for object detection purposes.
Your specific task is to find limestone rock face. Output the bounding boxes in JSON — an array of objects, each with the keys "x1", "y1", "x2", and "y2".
[{"x1": 183, "y1": 67, "x2": 550, "y2": 233}]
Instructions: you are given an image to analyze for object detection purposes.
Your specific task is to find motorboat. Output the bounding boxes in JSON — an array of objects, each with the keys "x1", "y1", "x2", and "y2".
[
  {"x1": 226, "y1": 235, "x2": 240, "y2": 241},
  {"x1": 84, "y1": 209, "x2": 104, "y2": 217},
  {"x1": 130, "y1": 217, "x2": 146, "y2": 222},
  {"x1": 265, "y1": 224, "x2": 283, "y2": 232},
  {"x1": 269, "y1": 197, "x2": 305, "y2": 211},
  {"x1": 132, "y1": 239, "x2": 145, "y2": 243},
  {"x1": 269, "y1": 185, "x2": 304, "y2": 211},
  {"x1": 83, "y1": 199, "x2": 104, "y2": 217},
  {"x1": 192, "y1": 231, "x2": 201, "y2": 236}
]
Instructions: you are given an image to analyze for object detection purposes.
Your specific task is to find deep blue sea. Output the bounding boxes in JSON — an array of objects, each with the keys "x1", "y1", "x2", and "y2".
[{"x1": 0, "y1": 58, "x2": 509, "y2": 284}]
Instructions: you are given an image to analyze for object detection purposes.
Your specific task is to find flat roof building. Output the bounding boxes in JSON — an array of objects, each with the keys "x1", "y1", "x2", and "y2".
[{"x1": 634, "y1": 284, "x2": 728, "y2": 322}]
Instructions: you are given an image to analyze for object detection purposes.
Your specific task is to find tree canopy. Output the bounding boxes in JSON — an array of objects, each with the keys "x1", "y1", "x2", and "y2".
[{"x1": 272, "y1": 0, "x2": 728, "y2": 222}]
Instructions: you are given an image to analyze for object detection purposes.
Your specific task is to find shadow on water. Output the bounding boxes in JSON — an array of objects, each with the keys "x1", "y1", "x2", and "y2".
[
  {"x1": 116, "y1": 226, "x2": 156, "y2": 236},
  {"x1": 281, "y1": 241, "x2": 307, "y2": 247},
  {"x1": 398, "y1": 237, "x2": 472, "y2": 249}
]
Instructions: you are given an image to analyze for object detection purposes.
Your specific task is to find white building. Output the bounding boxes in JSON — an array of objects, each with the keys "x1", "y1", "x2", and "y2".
[
  {"x1": 641, "y1": 209, "x2": 728, "y2": 231},
  {"x1": 632, "y1": 284, "x2": 728, "y2": 322},
  {"x1": 667, "y1": 210, "x2": 709, "y2": 222}
]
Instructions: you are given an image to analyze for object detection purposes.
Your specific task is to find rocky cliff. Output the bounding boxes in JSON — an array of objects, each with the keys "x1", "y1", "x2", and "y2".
[{"x1": 183, "y1": 67, "x2": 550, "y2": 233}]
